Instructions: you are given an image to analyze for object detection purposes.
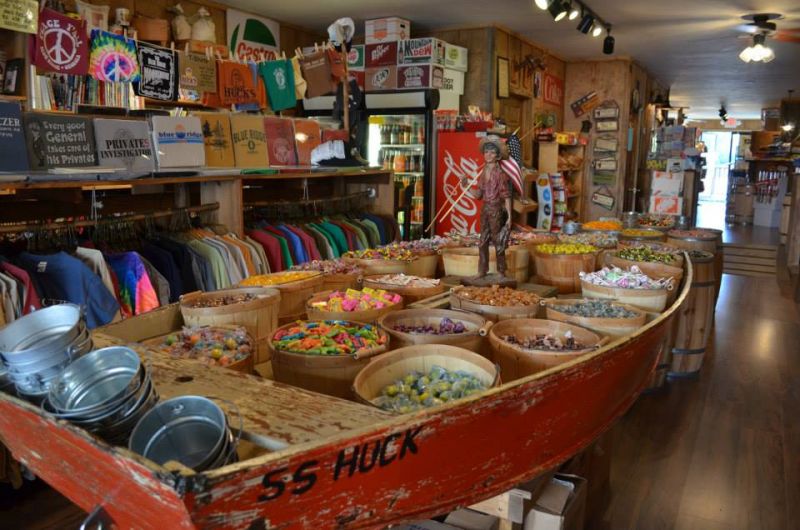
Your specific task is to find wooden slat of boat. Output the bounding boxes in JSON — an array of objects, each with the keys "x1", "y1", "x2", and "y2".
[{"x1": 93, "y1": 333, "x2": 393, "y2": 448}]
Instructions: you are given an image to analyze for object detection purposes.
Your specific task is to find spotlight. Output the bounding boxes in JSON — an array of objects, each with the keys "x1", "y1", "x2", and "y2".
[
  {"x1": 568, "y1": 1, "x2": 580, "y2": 20},
  {"x1": 592, "y1": 23, "x2": 603, "y2": 37},
  {"x1": 577, "y1": 13, "x2": 594, "y2": 33},
  {"x1": 548, "y1": 0, "x2": 568, "y2": 21},
  {"x1": 781, "y1": 123, "x2": 794, "y2": 132},
  {"x1": 603, "y1": 31, "x2": 615, "y2": 54},
  {"x1": 718, "y1": 106, "x2": 728, "y2": 121},
  {"x1": 534, "y1": 0, "x2": 551, "y2": 9}
]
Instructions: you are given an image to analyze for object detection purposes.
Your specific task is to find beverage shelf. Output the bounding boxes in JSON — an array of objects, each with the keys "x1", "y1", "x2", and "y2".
[{"x1": 381, "y1": 144, "x2": 425, "y2": 149}]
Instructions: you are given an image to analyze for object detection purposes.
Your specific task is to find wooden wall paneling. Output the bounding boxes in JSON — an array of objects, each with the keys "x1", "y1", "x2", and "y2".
[{"x1": 430, "y1": 27, "x2": 494, "y2": 114}]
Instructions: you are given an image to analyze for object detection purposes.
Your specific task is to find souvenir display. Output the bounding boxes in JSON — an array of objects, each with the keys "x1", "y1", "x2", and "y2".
[
  {"x1": 149, "y1": 116, "x2": 204, "y2": 168},
  {"x1": 93, "y1": 118, "x2": 155, "y2": 174},
  {"x1": 24, "y1": 113, "x2": 96, "y2": 169},
  {"x1": 230, "y1": 113, "x2": 268, "y2": 168},
  {"x1": 134, "y1": 42, "x2": 177, "y2": 101},
  {"x1": 0, "y1": 102, "x2": 29, "y2": 172},
  {"x1": 195, "y1": 113, "x2": 235, "y2": 167},
  {"x1": 89, "y1": 30, "x2": 139, "y2": 83}
]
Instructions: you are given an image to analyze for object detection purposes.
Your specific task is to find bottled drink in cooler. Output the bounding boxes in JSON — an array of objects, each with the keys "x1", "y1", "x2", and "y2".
[
  {"x1": 403, "y1": 125, "x2": 411, "y2": 145},
  {"x1": 393, "y1": 150, "x2": 406, "y2": 173},
  {"x1": 390, "y1": 125, "x2": 398, "y2": 144}
]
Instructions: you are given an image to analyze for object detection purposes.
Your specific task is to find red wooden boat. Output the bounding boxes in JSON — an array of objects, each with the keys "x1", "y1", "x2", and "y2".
[{"x1": 0, "y1": 264, "x2": 691, "y2": 529}]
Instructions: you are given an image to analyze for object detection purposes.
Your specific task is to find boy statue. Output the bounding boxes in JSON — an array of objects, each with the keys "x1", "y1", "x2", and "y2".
[{"x1": 460, "y1": 135, "x2": 515, "y2": 285}]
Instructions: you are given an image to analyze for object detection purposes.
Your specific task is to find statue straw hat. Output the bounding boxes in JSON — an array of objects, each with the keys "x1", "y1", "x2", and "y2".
[{"x1": 478, "y1": 135, "x2": 509, "y2": 160}]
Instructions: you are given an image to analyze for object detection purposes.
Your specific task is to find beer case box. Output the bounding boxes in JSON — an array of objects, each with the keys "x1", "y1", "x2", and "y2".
[
  {"x1": 366, "y1": 42, "x2": 399, "y2": 68},
  {"x1": 150, "y1": 116, "x2": 205, "y2": 168},
  {"x1": 524, "y1": 474, "x2": 587, "y2": 530},
  {"x1": 366, "y1": 66, "x2": 398, "y2": 92},
  {"x1": 442, "y1": 68, "x2": 465, "y2": 95},
  {"x1": 347, "y1": 45, "x2": 365, "y2": 70},
  {"x1": 397, "y1": 38, "x2": 446, "y2": 66},
  {"x1": 365, "y1": 17, "x2": 410, "y2": 44},
  {"x1": 444, "y1": 43, "x2": 469, "y2": 72},
  {"x1": 397, "y1": 64, "x2": 444, "y2": 90},
  {"x1": 93, "y1": 118, "x2": 156, "y2": 175}
]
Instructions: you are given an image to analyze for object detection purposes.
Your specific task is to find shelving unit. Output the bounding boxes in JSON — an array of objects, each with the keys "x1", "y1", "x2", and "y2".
[{"x1": 538, "y1": 141, "x2": 585, "y2": 221}]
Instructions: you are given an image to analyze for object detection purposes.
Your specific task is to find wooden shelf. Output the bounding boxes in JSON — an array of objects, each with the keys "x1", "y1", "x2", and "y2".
[
  {"x1": 0, "y1": 95, "x2": 26, "y2": 102},
  {"x1": 143, "y1": 98, "x2": 213, "y2": 109},
  {"x1": 513, "y1": 199, "x2": 538, "y2": 214},
  {"x1": 381, "y1": 144, "x2": 425, "y2": 149}
]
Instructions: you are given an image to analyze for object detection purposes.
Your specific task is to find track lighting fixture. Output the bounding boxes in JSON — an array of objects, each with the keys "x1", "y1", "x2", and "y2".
[
  {"x1": 577, "y1": 13, "x2": 594, "y2": 33},
  {"x1": 548, "y1": 0, "x2": 568, "y2": 21},
  {"x1": 592, "y1": 23, "x2": 603, "y2": 37},
  {"x1": 568, "y1": 2, "x2": 581, "y2": 20},
  {"x1": 534, "y1": 0, "x2": 551, "y2": 10},
  {"x1": 603, "y1": 28, "x2": 614, "y2": 54}
]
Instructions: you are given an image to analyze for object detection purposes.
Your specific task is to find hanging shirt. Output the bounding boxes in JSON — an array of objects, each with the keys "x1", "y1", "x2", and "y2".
[
  {"x1": 299, "y1": 50, "x2": 333, "y2": 98},
  {"x1": 17, "y1": 251, "x2": 120, "y2": 329},
  {"x1": 248, "y1": 230, "x2": 284, "y2": 273},
  {"x1": 105, "y1": 252, "x2": 160, "y2": 316},
  {"x1": 244, "y1": 235, "x2": 270, "y2": 274},
  {"x1": 260, "y1": 226, "x2": 294, "y2": 269},
  {"x1": 75, "y1": 247, "x2": 120, "y2": 305},
  {"x1": 0, "y1": 273, "x2": 19, "y2": 321},
  {"x1": 318, "y1": 222, "x2": 350, "y2": 254},
  {"x1": 259, "y1": 60, "x2": 297, "y2": 111},
  {"x1": 305, "y1": 226, "x2": 335, "y2": 259},
  {"x1": 0, "y1": 262, "x2": 41, "y2": 314},
  {"x1": 277, "y1": 225, "x2": 308, "y2": 264},
  {"x1": 291, "y1": 56, "x2": 307, "y2": 99},
  {"x1": 152, "y1": 238, "x2": 200, "y2": 294},
  {"x1": 140, "y1": 242, "x2": 183, "y2": 302},
  {"x1": 286, "y1": 225, "x2": 322, "y2": 261},
  {"x1": 140, "y1": 256, "x2": 171, "y2": 307}
]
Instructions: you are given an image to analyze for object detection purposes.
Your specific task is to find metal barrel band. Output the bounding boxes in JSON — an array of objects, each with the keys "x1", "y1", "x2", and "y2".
[{"x1": 671, "y1": 347, "x2": 706, "y2": 355}]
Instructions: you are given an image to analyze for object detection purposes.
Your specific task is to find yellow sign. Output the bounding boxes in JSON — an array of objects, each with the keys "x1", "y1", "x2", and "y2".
[{"x1": 0, "y1": 0, "x2": 38, "y2": 34}]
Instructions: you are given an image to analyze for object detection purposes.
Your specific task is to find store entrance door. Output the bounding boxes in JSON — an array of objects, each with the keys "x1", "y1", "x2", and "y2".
[{"x1": 697, "y1": 131, "x2": 735, "y2": 229}]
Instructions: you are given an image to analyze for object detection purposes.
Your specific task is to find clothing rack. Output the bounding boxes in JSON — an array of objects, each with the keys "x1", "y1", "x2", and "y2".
[
  {"x1": 244, "y1": 191, "x2": 372, "y2": 219},
  {"x1": 0, "y1": 203, "x2": 219, "y2": 234}
]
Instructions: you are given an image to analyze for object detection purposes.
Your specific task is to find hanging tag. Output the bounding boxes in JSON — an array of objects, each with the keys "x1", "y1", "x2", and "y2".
[{"x1": 592, "y1": 185, "x2": 616, "y2": 210}]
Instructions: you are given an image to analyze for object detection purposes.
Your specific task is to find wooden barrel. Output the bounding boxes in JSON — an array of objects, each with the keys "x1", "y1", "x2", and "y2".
[
  {"x1": 643, "y1": 311, "x2": 675, "y2": 392},
  {"x1": 273, "y1": 274, "x2": 325, "y2": 324},
  {"x1": 603, "y1": 252, "x2": 684, "y2": 305},
  {"x1": 322, "y1": 273, "x2": 362, "y2": 293},
  {"x1": 306, "y1": 290, "x2": 403, "y2": 323},
  {"x1": 179, "y1": 287, "x2": 280, "y2": 365},
  {"x1": 404, "y1": 253, "x2": 439, "y2": 278},
  {"x1": 352, "y1": 344, "x2": 499, "y2": 410},
  {"x1": 534, "y1": 250, "x2": 597, "y2": 294},
  {"x1": 581, "y1": 279, "x2": 670, "y2": 313},
  {"x1": 733, "y1": 185, "x2": 754, "y2": 224},
  {"x1": 519, "y1": 232, "x2": 558, "y2": 277},
  {"x1": 143, "y1": 325, "x2": 255, "y2": 374},
  {"x1": 342, "y1": 257, "x2": 408, "y2": 275},
  {"x1": 488, "y1": 319, "x2": 604, "y2": 381},
  {"x1": 667, "y1": 229, "x2": 723, "y2": 306},
  {"x1": 449, "y1": 288, "x2": 543, "y2": 322},
  {"x1": 378, "y1": 309, "x2": 492, "y2": 353},
  {"x1": 619, "y1": 229, "x2": 667, "y2": 242},
  {"x1": 669, "y1": 251, "x2": 715, "y2": 378},
  {"x1": 363, "y1": 275, "x2": 445, "y2": 304},
  {"x1": 441, "y1": 246, "x2": 529, "y2": 284},
  {"x1": 269, "y1": 321, "x2": 389, "y2": 399},
  {"x1": 545, "y1": 300, "x2": 646, "y2": 338}
]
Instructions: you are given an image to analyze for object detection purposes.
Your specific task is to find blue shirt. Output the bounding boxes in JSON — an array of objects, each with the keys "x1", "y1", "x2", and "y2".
[
  {"x1": 278, "y1": 225, "x2": 308, "y2": 264},
  {"x1": 17, "y1": 251, "x2": 120, "y2": 329}
]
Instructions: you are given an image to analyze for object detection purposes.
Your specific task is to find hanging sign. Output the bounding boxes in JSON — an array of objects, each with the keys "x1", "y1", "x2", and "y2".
[
  {"x1": 134, "y1": 42, "x2": 176, "y2": 100},
  {"x1": 0, "y1": 0, "x2": 37, "y2": 34},
  {"x1": 227, "y1": 9, "x2": 280, "y2": 62},
  {"x1": 23, "y1": 113, "x2": 97, "y2": 169},
  {"x1": 89, "y1": 30, "x2": 139, "y2": 82},
  {"x1": 31, "y1": 8, "x2": 89, "y2": 75},
  {"x1": 570, "y1": 91, "x2": 599, "y2": 118},
  {"x1": 542, "y1": 73, "x2": 563, "y2": 106},
  {"x1": 178, "y1": 52, "x2": 217, "y2": 93}
]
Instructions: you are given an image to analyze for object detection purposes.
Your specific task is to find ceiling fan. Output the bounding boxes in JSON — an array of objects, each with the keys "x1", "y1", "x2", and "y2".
[{"x1": 736, "y1": 13, "x2": 800, "y2": 43}]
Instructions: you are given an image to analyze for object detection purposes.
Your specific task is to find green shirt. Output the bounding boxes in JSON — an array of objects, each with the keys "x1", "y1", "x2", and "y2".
[{"x1": 259, "y1": 60, "x2": 297, "y2": 112}]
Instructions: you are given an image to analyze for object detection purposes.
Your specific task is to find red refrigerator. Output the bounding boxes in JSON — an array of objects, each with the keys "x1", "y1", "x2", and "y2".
[{"x1": 433, "y1": 131, "x2": 485, "y2": 236}]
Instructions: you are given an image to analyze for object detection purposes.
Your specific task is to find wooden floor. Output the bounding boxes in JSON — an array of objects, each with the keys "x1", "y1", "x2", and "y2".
[
  {"x1": 593, "y1": 272, "x2": 800, "y2": 530},
  {"x1": 1, "y1": 224, "x2": 799, "y2": 528}
]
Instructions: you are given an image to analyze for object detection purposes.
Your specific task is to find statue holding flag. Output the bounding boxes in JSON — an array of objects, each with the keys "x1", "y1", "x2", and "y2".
[{"x1": 460, "y1": 134, "x2": 524, "y2": 285}]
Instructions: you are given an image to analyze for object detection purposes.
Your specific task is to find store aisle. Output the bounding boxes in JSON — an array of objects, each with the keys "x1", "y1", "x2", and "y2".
[{"x1": 596, "y1": 274, "x2": 800, "y2": 530}]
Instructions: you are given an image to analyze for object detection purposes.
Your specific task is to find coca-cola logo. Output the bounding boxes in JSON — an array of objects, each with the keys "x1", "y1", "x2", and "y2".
[{"x1": 441, "y1": 150, "x2": 481, "y2": 235}]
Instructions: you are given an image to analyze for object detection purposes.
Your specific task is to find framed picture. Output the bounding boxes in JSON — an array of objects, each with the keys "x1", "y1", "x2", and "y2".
[
  {"x1": 497, "y1": 57, "x2": 509, "y2": 98},
  {"x1": 3, "y1": 59, "x2": 23, "y2": 95},
  {"x1": 596, "y1": 120, "x2": 619, "y2": 132}
]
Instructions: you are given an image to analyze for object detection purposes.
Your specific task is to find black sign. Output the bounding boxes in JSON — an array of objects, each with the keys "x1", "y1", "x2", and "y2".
[
  {"x1": 0, "y1": 102, "x2": 29, "y2": 172},
  {"x1": 134, "y1": 42, "x2": 176, "y2": 101},
  {"x1": 24, "y1": 113, "x2": 96, "y2": 169}
]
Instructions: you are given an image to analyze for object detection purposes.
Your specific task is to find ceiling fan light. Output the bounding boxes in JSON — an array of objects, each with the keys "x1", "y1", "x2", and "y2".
[
  {"x1": 739, "y1": 46, "x2": 753, "y2": 62},
  {"x1": 592, "y1": 24, "x2": 603, "y2": 37},
  {"x1": 535, "y1": 0, "x2": 551, "y2": 10},
  {"x1": 761, "y1": 46, "x2": 775, "y2": 62}
]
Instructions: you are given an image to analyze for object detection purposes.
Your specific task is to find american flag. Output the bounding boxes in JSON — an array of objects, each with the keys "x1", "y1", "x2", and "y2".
[
  {"x1": 506, "y1": 133, "x2": 523, "y2": 166},
  {"x1": 500, "y1": 158, "x2": 524, "y2": 196}
]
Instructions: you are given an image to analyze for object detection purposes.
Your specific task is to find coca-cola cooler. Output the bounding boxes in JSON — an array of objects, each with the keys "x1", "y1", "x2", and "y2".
[{"x1": 433, "y1": 131, "x2": 485, "y2": 236}]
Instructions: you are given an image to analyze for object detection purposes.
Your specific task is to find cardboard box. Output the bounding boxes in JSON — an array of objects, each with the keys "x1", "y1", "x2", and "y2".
[
  {"x1": 651, "y1": 170, "x2": 683, "y2": 195},
  {"x1": 649, "y1": 195, "x2": 683, "y2": 215},
  {"x1": 398, "y1": 38, "x2": 446, "y2": 66},
  {"x1": 397, "y1": 64, "x2": 444, "y2": 90},
  {"x1": 347, "y1": 45, "x2": 364, "y2": 70},
  {"x1": 445, "y1": 509, "x2": 500, "y2": 530},
  {"x1": 365, "y1": 17, "x2": 411, "y2": 44},
  {"x1": 349, "y1": 70, "x2": 365, "y2": 92},
  {"x1": 442, "y1": 69, "x2": 465, "y2": 95},
  {"x1": 524, "y1": 474, "x2": 587, "y2": 530},
  {"x1": 366, "y1": 66, "x2": 397, "y2": 92},
  {"x1": 366, "y1": 41, "x2": 399, "y2": 67},
  {"x1": 444, "y1": 43, "x2": 468, "y2": 72}
]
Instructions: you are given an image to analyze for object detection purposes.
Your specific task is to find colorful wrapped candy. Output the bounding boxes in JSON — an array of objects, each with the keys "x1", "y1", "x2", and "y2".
[
  {"x1": 291, "y1": 259, "x2": 362, "y2": 275},
  {"x1": 616, "y1": 247, "x2": 677, "y2": 264},
  {"x1": 536, "y1": 243, "x2": 597, "y2": 255},
  {"x1": 369, "y1": 274, "x2": 440, "y2": 288},
  {"x1": 373, "y1": 365, "x2": 488, "y2": 413},
  {"x1": 271, "y1": 321, "x2": 387, "y2": 356},
  {"x1": 558, "y1": 232, "x2": 617, "y2": 249},
  {"x1": 160, "y1": 326, "x2": 252, "y2": 367},
  {"x1": 344, "y1": 247, "x2": 414, "y2": 261},
  {"x1": 580, "y1": 266, "x2": 672, "y2": 289},
  {"x1": 582, "y1": 220, "x2": 622, "y2": 231},
  {"x1": 241, "y1": 271, "x2": 319, "y2": 286},
  {"x1": 310, "y1": 288, "x2": 402, "y2": 312}
]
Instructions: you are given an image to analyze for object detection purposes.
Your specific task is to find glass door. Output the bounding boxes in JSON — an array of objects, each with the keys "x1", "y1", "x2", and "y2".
[{"x1": 368, "y1": 114, "x2": 426, "y2": 240}]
